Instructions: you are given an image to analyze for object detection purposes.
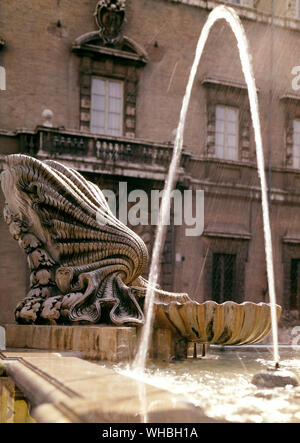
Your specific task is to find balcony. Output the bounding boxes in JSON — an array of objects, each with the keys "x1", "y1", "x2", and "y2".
[{"x1": 17, "y1": 126, "x2": 191, "y2": 182}]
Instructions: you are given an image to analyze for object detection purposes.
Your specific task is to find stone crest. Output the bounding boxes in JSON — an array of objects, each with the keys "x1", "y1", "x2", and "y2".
[{"x1": 94, "y1": 0, "x2": 126, "y2": 45}]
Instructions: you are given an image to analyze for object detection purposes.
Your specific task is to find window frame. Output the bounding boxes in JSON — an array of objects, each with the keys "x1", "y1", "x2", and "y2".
[
  {"x1": 289, "y1": 258, "x2": 300, "y2": 312},
  {"x1": 203, "y1": 236, "x2": 249, "y2": 304},
  {"x1": 292, "y1": 118, "x2": 300, "y2": 169},
  {"x1": 78, "y1": 55, "x2": 140, "y2": 139},
  {"x1": 90, "y1": 76, "x2": 124, "y2": 137},
  {"x1": 215, "y1": 104, "x2": 240, "y2": 161},
  {"x1": 222, "y1": 0, "x2": 241, "y2": 5},
  {"x1": 297, "y1": 0, "x2": 300, "y2": 19},
  {"x1": 212, "y1": 253, "x2": 237, "y2": 303},
  {"x1": 282, "y1": 241, "x2": 300, "y2": 316}
]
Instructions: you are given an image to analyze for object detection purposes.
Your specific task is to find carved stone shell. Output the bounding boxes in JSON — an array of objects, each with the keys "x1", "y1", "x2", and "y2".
[{"x1": 153, "y1": 301, "x2": 282, "y2": 345}]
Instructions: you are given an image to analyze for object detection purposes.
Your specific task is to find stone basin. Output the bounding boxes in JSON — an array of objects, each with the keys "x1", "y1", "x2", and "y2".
[{"x1": 153, "y1": 301, "x2": 282, "y2": 346}]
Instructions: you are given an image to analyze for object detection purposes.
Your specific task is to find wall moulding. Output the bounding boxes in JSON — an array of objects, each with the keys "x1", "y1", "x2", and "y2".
[{"x1": 169, "y1": 0, "x2": 300, "y2": 31}]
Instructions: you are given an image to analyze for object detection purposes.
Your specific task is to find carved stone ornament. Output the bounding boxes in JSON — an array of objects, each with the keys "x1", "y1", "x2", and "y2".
[
  {"x1": 153, "y1": 301, "x2": 281, "y2": 345},
  {"x1": 94, "y1": 0, "x2": 126, "y2": 45},
  {"x1": 1, "y1": 154, "x2": 189, "y2": 325}
]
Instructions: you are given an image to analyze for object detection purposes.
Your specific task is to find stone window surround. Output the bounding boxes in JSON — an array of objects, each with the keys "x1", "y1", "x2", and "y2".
[
  {"x1": 79, "y1": 58, "x2": 139, "y2": 138},
  {"x1": 202, "y1": 77, "x2": 252, "y2": 162},
  {"x1": 73, "y1": 31, "x2": 148, "y2": 139}
]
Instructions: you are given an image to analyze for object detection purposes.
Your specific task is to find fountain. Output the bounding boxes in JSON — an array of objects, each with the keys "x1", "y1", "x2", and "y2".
[
  {"x1": 132, "y1": 3, "x2": 298, "y2": 388},
  {"x1": 0, "y1": 154, "x2": 279, "y2": 352},
  {"x1": 134, "y1": 4, "x2": 280, "y2": 371},
  {"x1": 0, "y1": 4, "x2": 299, "y2": 424}
]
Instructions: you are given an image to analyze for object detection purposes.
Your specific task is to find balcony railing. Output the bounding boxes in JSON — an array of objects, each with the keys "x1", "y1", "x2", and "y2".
[{"x1": 18, "y1": 126, "x2": 191, "y2": 174}]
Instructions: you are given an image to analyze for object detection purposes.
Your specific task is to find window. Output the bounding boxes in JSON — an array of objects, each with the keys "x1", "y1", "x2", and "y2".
[
  {"x1": 215, "y1": 105, "x2": 239, "y2": 160},
  {"x1": 297, "y1": 0, "x2": 300, "y2": 19},
  {"x1": 222, "y1": 0, "x2": 255, "y2": 7},
  {"x1": 293, "y1": 119, "x2": 300, "y2": 168},
  {"x1": 91, "y1": 77, "x2": 123, "y2": 136},
  {"x1": 203, "y1": 78, "x2": 251, "y2": 161},
  {"x1": 75, "y1": 31, "x2": 147, "y2": 138},
  {"x1": 212, "y1": 253, "x2": 236, "y2": 303},
  {"x1": 290, "y1": 259, "x2": 300, "y2": 314},
  {"x1": 203, "y1": 236, "x2": 249, "y2": 303}
]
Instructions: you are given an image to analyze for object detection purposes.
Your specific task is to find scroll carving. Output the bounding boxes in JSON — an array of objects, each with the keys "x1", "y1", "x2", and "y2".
[{"x1": 1, "y1": 154, "x2": 189, "y2": 325}]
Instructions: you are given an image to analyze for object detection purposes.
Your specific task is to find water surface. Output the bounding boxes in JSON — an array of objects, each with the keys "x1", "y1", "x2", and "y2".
[{"x1": 119, "y1": 346, "x2": 300, "y2": 423}]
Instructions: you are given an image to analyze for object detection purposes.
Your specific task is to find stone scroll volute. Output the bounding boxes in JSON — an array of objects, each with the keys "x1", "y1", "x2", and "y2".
[{"x1": 0, "y1": 154, "x2": 190, "y2": 326}]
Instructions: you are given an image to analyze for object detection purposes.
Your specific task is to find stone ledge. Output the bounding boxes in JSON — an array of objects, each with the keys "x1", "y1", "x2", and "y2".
[{"x1": 0, "y1": 350, "x2": 221, "y2": 423}]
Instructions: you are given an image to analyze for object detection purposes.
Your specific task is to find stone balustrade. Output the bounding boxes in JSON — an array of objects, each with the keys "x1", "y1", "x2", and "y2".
[{"x1": 17, "y1": 127, "x2": 191, "y2": 174}]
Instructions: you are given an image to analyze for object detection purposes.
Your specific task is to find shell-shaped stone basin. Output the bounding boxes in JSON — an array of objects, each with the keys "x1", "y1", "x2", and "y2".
[{"x1": 153, "y1": 301, "x2": 282, "y2": 345}]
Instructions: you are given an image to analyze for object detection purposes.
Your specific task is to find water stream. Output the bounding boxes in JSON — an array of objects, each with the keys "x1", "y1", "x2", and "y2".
[{"x1": 133, "y1": 5, "x2": 279, "y2": 371}]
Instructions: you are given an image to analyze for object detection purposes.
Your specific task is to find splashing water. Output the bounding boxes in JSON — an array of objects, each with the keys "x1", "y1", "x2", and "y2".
[
  {"x1": 122, "y1": 348, "x2": 300, "y2": 423},
  {"x1": 133, "y1": 5, "x2": 279, "y2": 370}
]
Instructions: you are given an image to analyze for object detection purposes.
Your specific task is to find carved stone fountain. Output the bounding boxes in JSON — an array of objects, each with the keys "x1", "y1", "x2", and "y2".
[{"x1": 0, "y1": 154, "x2": 281, "y2": 360}]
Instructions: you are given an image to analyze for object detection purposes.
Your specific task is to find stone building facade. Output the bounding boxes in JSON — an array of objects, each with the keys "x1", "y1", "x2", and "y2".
[{"x1": 1, "y1": 0, "x2": 300, "y2": 326}]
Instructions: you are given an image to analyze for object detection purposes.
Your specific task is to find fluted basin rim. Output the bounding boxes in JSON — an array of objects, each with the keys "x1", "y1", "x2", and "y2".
[{"x1": 153, "y1": 300, "x2": 281, "y2": 346}]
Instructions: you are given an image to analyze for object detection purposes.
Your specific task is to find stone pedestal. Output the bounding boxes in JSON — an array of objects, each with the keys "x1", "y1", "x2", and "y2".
[
  {"x1": 3, "y1": 324, "x2": 137, "y2": 362},
  {"x1": 3, "y1": 324, "x2": 187, "y2": 362},
  {"x1": 148, "y1": 328, "x2": 189, "y2": 361}
]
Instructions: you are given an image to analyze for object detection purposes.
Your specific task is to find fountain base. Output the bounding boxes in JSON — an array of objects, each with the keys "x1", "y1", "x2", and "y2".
[
  {"x1": 3, "y1": 324, "x2": 137, "y2": 362},
  {"x1": 2, "y1": 324, "x2": 194, "y2": 362}
]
